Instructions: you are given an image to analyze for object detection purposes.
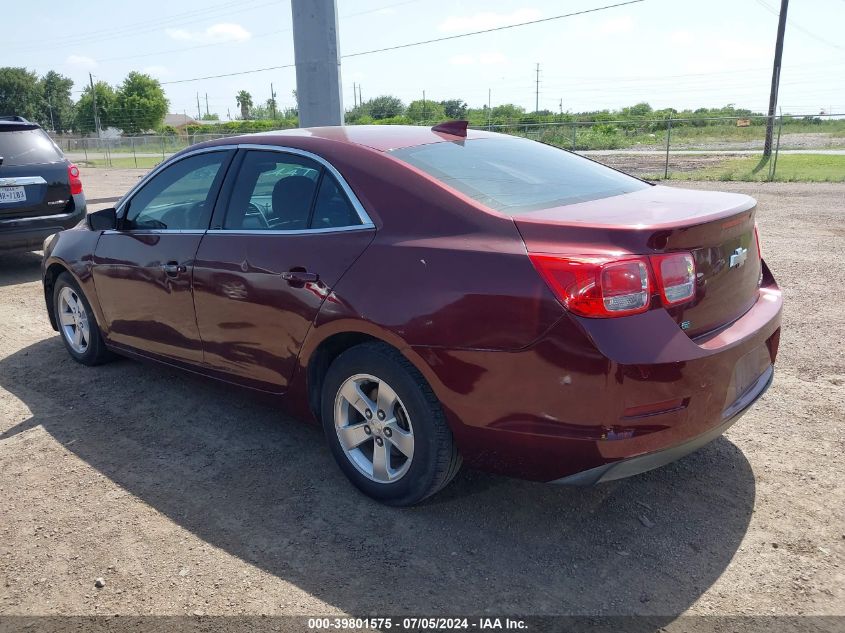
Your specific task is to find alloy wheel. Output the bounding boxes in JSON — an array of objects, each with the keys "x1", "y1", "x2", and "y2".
[
  {"x1": 334, "y1": 373, "x2": 415, "y2": 484},
  {"x1": 57, "y1": 286, "x2": 90, "y2": 354}
]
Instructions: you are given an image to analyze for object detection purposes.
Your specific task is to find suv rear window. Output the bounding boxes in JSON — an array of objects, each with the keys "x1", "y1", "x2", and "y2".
[
  {"x1": 389, "y1": 137, "x2": 648, "y2": 214},
  {"x1": 0, "y1": 128, "x2": 63, "y2": 167}
]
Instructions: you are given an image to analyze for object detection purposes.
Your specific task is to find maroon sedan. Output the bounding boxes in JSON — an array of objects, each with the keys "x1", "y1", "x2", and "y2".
[{"x1": 41, "y1": 122, "x2": 782, "y2": 505}]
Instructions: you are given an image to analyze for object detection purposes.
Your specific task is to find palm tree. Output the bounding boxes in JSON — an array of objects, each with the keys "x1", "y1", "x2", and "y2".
[{"x1": 235, "y1": 90, "x2": 253, "y2": 120}]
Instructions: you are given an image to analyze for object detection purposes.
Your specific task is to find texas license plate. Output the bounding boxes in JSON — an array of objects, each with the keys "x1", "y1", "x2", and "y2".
[{"x1": 0, "y1": 186, "x2": 26, "y2": 203}]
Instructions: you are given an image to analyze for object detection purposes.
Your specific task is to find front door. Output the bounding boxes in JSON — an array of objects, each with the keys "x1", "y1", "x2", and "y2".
[
  {"x1": 92, "y1": 149, "x2": 233, "y2": 363},
  {"x1": 192, "y1": 148, "x2": 375, "y2": 392}
]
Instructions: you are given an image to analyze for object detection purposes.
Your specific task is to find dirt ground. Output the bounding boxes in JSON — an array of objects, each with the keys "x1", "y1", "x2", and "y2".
[{"x1": 0, "y1": 172, "x2": 843, "y2": 623}]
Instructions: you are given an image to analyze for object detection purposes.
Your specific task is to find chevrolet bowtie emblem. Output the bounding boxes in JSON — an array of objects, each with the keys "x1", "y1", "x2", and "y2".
[{"x1": 730, "y1": 246, "x2": 748, "y2": 268}]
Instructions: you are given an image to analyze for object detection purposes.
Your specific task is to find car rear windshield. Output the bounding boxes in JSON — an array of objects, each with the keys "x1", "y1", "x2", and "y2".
[
  {"x1": 389, "y1": 137, "x2": 649, "y2": 214},
  {"x1": 0, "y1": 127, "x2": 63, "y2": 167}
]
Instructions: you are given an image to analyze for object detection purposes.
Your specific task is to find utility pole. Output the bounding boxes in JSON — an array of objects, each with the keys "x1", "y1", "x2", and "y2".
[
  {"x1": 89, "y1": 73, "x2": 101, "y2": 139},
  {"x1": 535, "y1": 63, "x2": 540, "y2": 115},
  {"x1": 358, "y1": 84, "x2": 362, "y2": 105},
  {"x1": 47, "y1": 100, "x2": 55, "y2": 131},
  {"x1": 488, "y1": 88, "x2": 492, "y2": 129},
  {"x1": 291, "y1": 0, "x2": 344, "y2": 126},
  {"x1": 196, "y1": 93, "x2": 201, "y2": 119},
  {"x1": 205, "y1": 93, "x2": 210, "y2": 117},
  {"x1": 422, "y1": 90, "x2": 426, "y2": 121},
  {"x1": 227, "y1": 108, "x2": 231, "y2": 121},
  {"x1": 352, "y1": 82, "x2": 357, "y2": 108},
  {"x1": 270, "y1": 83, "x2": 277, "y2": 120},
  {"x1": 764, "y1": 0, "x2": 788, "y2": 157}
]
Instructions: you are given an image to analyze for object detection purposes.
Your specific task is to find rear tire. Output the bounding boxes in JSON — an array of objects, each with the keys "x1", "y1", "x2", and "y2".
[
  {"x1": 321, "y1": 342, "x2": 461, "y2": 506},
  {"x1": 53, "y1": 272, "x2": 113, "y2": 366}
]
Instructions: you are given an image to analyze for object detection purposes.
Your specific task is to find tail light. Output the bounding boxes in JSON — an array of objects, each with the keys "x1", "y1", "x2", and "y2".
[
  {"x1": 529, "y1": 255, "x2": 652, "y2": 317},
  {"x1": 650, "y1": 252, "x2": 695, "y2": 306},
  {"x1": 530, "y1": 251, "x2": 697, "y2": 318},
  {"x1": 68, "y1": 163, "x2": 83, "y2": 195}
]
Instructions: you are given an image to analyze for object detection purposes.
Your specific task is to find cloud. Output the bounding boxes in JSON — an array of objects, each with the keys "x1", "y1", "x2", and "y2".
[
  {"x1": 597, "y1": 15, "x2": 635, "y2": 35},
  {"x1": 448, "y1": 52, "x2": 508, "y2": 66},
  {"x1": 668, "y1": 29, "x2": 695, "y2": 46},
  {"x1": 438, "y1": 9, "x2": 541, "y2": 33},
  {"x1": 65, "y1": 54, "x2": 97, "y2": 69},
  {"x1": 142, "y1": 65, "x2": 170, "y2": 77},
  {"x1": 166, "y1": 22, "x2": 251, "y2": 43}
]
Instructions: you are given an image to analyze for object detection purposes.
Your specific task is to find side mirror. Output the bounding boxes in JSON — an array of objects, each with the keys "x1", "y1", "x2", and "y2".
[{"x1": 87, "y1": 207, "x2": 117, "y2": 231}]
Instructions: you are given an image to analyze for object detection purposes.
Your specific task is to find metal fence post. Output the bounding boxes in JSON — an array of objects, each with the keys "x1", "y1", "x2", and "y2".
[
  {"x1": 664, "y1": 117, "x2": 673, "y2": 179},
  {"x1": 771, "y1": 111, "x2": 784, "y2": 181},
  {"x1": 572, "y1": 123, "x2": 577, "y2": 150},
  {"x1": 131, "y1": 136, "x2": 137, "y2": 168},
  {"x1": 160, "y1": 136, "x2": 165, "y2": 161}
]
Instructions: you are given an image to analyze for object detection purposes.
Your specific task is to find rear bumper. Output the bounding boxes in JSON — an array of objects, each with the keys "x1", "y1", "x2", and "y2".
[
  {"x1": 419, "y1": 270, "x2": 782, "y2": 482},
  {"x1": 0, "y1": 195, "x2": 86, "y2": 252},
  {"x1": 551, "y1": 365, "x2": 773, "y2": 485}
]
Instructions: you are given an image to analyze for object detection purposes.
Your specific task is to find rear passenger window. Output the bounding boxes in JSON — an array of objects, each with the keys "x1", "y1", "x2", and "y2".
[
  {"x1": 222, "y1": 150, "x2": 362, "y2": 231},
  {"x1": 311, "y1": 174, "x2": 362, "y2": 230}
]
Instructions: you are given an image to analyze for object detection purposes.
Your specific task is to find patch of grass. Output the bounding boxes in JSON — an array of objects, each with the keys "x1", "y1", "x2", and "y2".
[
  {"x1": 80, "y1": 156, "x2": 163, "y2": 169},
  {"x1": 653, "y1": 154, "x2": 845, "y2": 182}
]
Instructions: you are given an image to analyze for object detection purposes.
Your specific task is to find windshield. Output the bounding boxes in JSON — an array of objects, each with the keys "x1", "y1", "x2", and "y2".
[
  {"x1": 0, "y1": 128, "x2": 63, "y2": 167},
  {"x1": 389, "y1": 137, "x2": 649, "y2": 214}
]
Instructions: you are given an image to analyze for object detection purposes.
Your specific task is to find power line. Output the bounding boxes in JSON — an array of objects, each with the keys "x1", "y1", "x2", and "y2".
[
  {"x1": 753, "y1": 0, "x2": 844, "y2": 50},
  {"x1": 161, "y1": 0, "x2": 646, "y2": 85}
]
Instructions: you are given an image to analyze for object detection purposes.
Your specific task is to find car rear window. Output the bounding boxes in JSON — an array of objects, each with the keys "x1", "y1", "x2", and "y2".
[
  {"x1": 389, "y1": 137, "x2": 649, "y2": 214},
  {"x1": 0, "y1": 128, "x2": 63, "y2": 167}
]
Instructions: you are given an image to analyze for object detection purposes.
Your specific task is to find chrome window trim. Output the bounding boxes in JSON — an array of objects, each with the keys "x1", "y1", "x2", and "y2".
[
  {"x1": 234, "y1": 143, "x2": 375, "y2": 229},
  {"x1": 101, "y1": 229, "x2": 207, "y2": 236},
  {"x1": 206, "y1": 225, "x2": 374, "y2": 236},
  {"x1": 0, "y1": 176, "x2": 47, "y2": 186}
]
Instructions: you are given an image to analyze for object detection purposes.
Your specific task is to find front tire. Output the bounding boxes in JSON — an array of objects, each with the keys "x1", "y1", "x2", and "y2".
[
  {"x1": 53, "y1": 272, "x2": 113, "y2": 366},
  {"x1": 321, "y1": 342, "x2": 461, "y2": 506}
]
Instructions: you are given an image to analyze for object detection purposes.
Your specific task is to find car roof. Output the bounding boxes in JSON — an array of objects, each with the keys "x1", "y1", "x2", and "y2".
[
  {"x1": 0, "y1": 116, "x2": 40, "y2": 131},
  {"x1": 244, "y1": 124, "x2": 499, "y2": 152}
]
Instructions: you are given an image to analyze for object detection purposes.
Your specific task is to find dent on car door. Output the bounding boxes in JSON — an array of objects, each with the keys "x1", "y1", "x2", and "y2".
[
  {"x1": 92, "y1": 149, "x2": 234, "y2": 363},
  {"x1": 192, "y1": 148, "x2": 375, "y2": 392}
]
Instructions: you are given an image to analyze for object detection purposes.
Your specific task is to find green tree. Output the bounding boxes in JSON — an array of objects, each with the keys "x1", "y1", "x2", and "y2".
[
  {"x1": 38, "y1": 71, "x2": 74, "y2": 132},
  {"x1": 74, "y1": 81, "x2": 117, "y2": 134},
  {"x1": 236, "y1": 90, "x2": 253, "y2": 119},
  {"x1": 367, "y1": 95, "x2": 404, "y2": 120},
  {"x1": 201, "y1": 112, "x2": 220, "y2": 121},
  {"x1": 406, "y1": 99, "x2": 445, "y2": 123},
  {"x1": 0, "y1": 67, "x2": 41, "y2": 120},
  {"x1": 114, "y1": 72, "x2": 168, "y2": 134},
  {"x1": 440, "y1": 99, "x2": 468, "y2": 119}
]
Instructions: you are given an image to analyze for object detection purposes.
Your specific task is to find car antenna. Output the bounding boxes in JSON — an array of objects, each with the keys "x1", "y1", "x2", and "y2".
[{"x1": 431, "y1": 120, "x2": 468, "y2": 137}]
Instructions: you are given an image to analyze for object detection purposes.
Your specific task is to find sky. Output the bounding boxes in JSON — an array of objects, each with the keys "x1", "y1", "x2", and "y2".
[{"x1": 6, "y1": 0, "x2": 845, "y2": 120}]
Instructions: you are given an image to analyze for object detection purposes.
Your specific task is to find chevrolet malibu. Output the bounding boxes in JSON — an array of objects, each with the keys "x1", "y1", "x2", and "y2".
[{"x1": 41, "y1": 122, "x2": 782, "y2": 506}]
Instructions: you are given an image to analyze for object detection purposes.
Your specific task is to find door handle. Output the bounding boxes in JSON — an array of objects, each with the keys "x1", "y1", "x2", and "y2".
[
  {"x1": 281, "y1": 270, "x2": 319, "y2": 284},
  {"x1": 161, "y1": 261, "x2": 187, "y2": 276}
]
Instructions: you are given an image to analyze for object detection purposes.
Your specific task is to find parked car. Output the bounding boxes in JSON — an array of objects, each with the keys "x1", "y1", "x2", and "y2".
[
  {"x1": 41, "y1": 122, "x2": 782, "y2": 505},
  {"x1": 0, "y1": 116, "x2": 86, "y2": 252}
]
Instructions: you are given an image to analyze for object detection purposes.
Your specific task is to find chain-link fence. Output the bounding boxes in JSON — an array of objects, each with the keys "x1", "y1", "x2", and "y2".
[{"x1": 51, "y1": 113, "x2": 845, "y2": 182}]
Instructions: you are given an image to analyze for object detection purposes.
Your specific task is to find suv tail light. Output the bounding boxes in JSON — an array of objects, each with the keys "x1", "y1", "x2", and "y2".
[
  {"x1": 650, "y1": 252, "x2": 695, "y2": 306},
  {"x1": 528, "y1": 255, "x2": 652, "y2": 318},
  {"x1": 68, "y1": 163, "x2": 83, "y2": 195},
  {"x1": 530, "y1": 251, "x2": 698, "y2": 318}
]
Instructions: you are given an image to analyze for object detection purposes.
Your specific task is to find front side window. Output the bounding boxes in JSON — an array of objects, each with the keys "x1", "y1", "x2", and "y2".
[
  {"x1": 124, "y1": 151, "x2": 228, "y2": 230},
  {"x1": 389, "y1": 137, "x2": 649, "y2": 215},
  {"x1": 222, "y1": 150, "x2": 362, "y2": 231}
]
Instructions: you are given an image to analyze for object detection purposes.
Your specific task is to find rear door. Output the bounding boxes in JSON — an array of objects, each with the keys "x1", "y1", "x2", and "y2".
[
  {"x1": 192, "y1": 147, "x2": 375, "y2": 392},
  {"x1": 92, "y1": 148, "x2": 234, "y2": 363},
  {"x1": 0, "y1": 125, "x2": 71, "y2": 219}
]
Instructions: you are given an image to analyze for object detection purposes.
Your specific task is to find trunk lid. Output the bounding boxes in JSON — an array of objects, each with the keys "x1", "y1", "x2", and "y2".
[{"x1": 515, "y1": 185, "x2": 762, "y2": 337}]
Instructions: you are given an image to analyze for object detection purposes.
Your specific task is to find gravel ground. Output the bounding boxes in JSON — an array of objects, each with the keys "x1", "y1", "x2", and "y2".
[{"x1": 0, "y1": 174, "x2": 843, "y2": 622}]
